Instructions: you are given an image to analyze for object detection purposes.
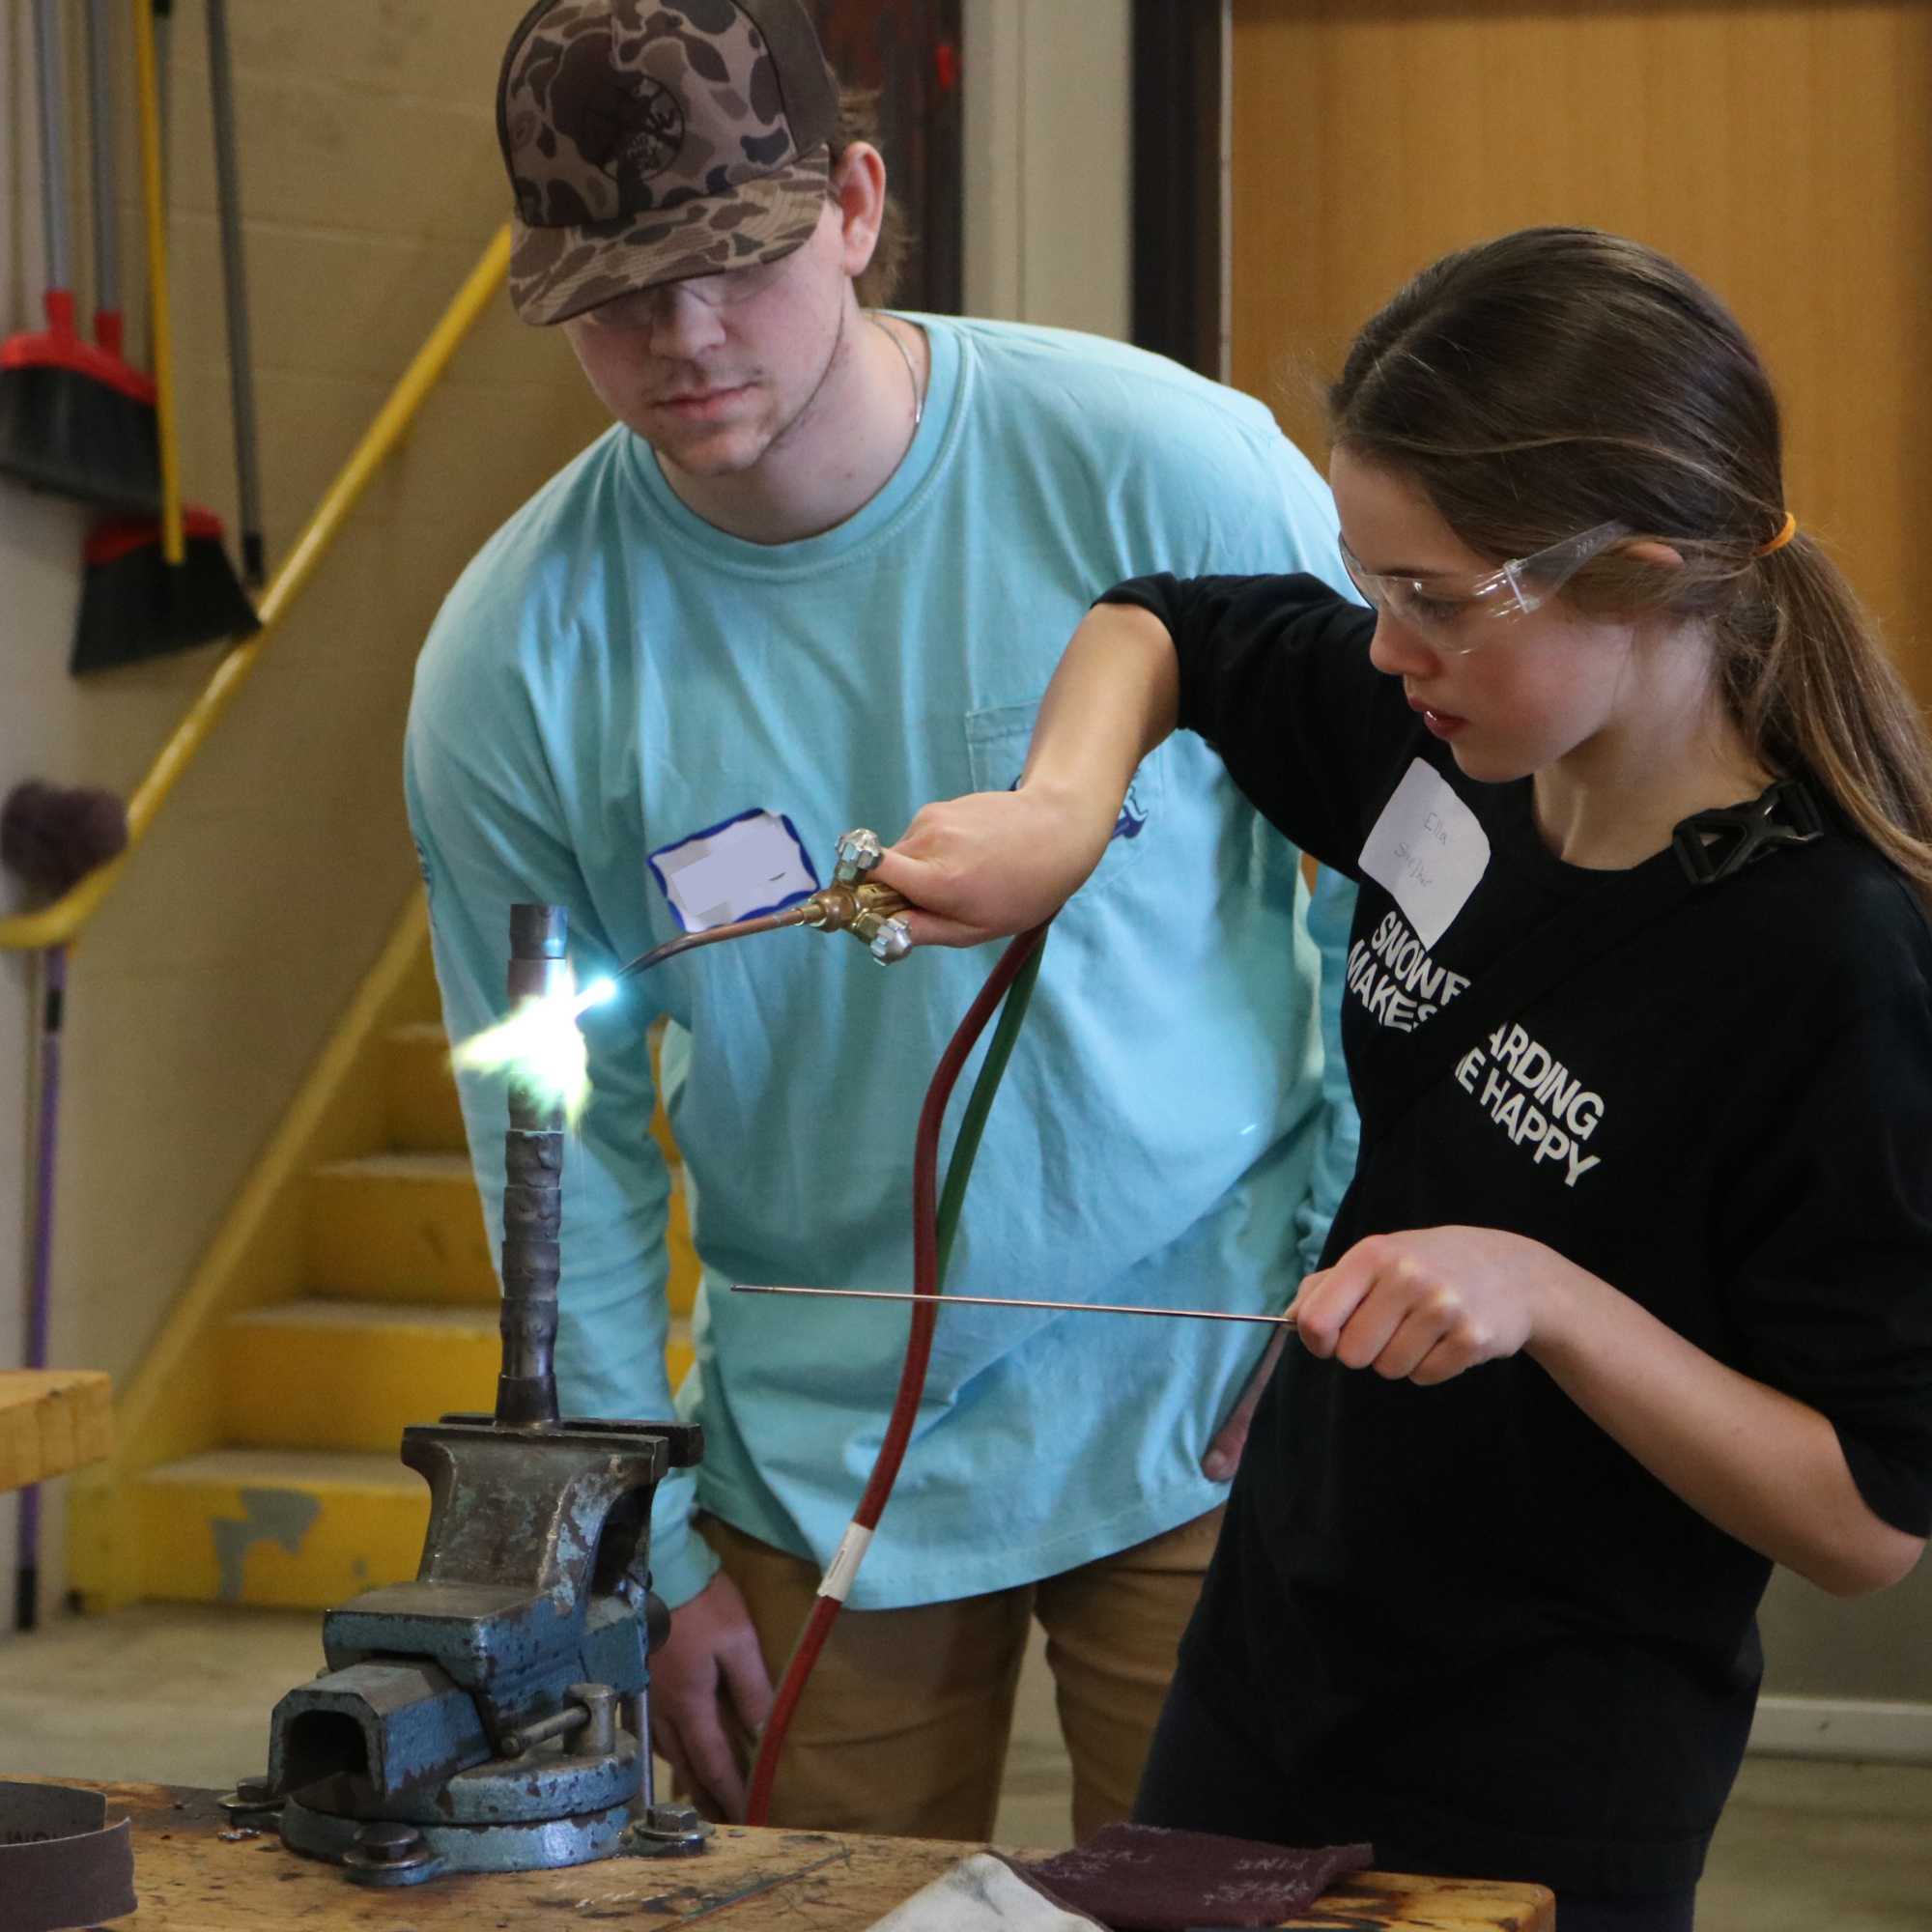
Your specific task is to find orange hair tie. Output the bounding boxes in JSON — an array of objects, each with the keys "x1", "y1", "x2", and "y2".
[{"x1": 1755, "y1": 510, "x2": 1798, "y2": 556}]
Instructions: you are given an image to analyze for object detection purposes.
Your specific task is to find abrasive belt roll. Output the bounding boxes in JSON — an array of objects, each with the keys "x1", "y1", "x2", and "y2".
[{"x1": 0, "y1": 1782, "x2": 137, "y2": 1932}]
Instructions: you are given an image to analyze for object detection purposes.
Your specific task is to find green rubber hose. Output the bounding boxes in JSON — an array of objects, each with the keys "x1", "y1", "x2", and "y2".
[{"x1": 933, "y1": 933, "x2": 1047, "y2": 1288}]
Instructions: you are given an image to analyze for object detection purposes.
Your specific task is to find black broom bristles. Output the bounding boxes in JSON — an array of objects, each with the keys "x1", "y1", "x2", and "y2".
[
  {"x1": 0, "y1": 299, "x2": 161, "y2": 516},
  {"x1": 71, "y1": 508, "x2": 259, "y2": 673}
]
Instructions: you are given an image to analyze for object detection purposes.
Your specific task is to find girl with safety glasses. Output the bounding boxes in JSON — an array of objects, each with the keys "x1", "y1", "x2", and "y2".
[{"x1": 875, "y1": 228, "x2": 1932, "y2": 1932}]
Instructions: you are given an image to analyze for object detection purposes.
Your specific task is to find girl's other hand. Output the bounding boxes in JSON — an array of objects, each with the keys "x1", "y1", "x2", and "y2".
[
  {"x1": 877, "y1": 781, "x2": 1118, "y2": 949},
  {"x1": 1291, "y1": 1227, "x2": 1577, "y2": 1385}
]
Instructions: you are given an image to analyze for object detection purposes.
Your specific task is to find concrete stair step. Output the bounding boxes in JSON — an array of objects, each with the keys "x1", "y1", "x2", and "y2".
[
  {"x1": 221, "y1": 1300, "x2": 498, "y2": 1452},
  {"x1": 131, "y1": 1448, "x2": 428, "y2": 1608},
  {"x1": 306, "y1": 1152, "x2": 497, "y2": 1304},
  {"x1": 383, "y1": 1021, "x2": 469, "y2": 1153}
]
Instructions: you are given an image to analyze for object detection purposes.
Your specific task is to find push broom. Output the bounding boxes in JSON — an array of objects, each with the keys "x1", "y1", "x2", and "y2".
[
  {"x1": 71, "y1": 0, "x2": 258, "y2": 672},
  {"x1": 0, "y1": 0, "x2": 160, "y2": 513}
]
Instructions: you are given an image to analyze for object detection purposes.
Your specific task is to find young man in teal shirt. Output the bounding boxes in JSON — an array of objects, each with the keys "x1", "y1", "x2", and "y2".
[{"x1": 407, "y1": 0, "x2": 1357, "y2": 1840}]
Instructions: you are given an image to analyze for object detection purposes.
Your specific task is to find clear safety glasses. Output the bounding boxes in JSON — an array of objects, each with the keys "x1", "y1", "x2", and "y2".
[
  {"x1": 1340, "y1": 520, "x2": 1631, "y2": 654},
  {"x1": 577, "y1": 250, "x2": 802, "y2": 327}
]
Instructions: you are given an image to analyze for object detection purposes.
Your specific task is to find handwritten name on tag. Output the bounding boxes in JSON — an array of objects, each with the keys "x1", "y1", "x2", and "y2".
[
  {"x1": 1358, "y1": 758, "x2": 1491, "y2": 948},
  {"x1": 649, "y1": 809, "x2": 819, "y2": 933}
]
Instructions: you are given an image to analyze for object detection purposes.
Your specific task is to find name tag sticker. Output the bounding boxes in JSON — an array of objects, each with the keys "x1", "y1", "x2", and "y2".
[
  {"x1": 649, "y1": 810, "x2": 820, "y2": 934},
  {"x1": 1358, "y1": 758, "x2": 1491, "y2": 948}
]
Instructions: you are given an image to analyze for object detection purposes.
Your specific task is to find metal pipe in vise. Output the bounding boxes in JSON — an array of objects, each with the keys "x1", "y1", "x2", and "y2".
[{"x1": 499, "y1": 903, "x2": 566, "y2": 1428}]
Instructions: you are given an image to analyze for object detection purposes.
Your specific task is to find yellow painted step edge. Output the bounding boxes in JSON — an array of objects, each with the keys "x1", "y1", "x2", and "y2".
[
  {"x1": 221, "y1": 1303, "x2": 497, "y2": 1452},
  {"x1": 136, "y1": 1453, "x2": 427, "y2": 1609}
]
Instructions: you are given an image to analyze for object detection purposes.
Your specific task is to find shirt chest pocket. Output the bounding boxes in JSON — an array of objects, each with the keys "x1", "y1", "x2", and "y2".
[{"x1": 965, "y1": 699, "x2": 1164, "y2": 894}]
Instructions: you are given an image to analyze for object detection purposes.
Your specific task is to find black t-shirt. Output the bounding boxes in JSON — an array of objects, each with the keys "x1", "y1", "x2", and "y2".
[{"x1": 1104, "y1": 573, "x2": 1932, "y2": 1896}]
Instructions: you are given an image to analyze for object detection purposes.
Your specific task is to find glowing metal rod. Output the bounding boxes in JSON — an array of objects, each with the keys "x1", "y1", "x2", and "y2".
[{"x1": 731, "y1": 1284, "x2": 1297, "y2": 1327}]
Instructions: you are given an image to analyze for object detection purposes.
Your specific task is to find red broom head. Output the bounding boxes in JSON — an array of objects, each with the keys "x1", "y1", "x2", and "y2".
[
  {"x1": 0, "y1": 292, "x2": 156, "y2": 404},
  {"x1": 84, "y1": 506, "x2": 227, "y2": 569}
]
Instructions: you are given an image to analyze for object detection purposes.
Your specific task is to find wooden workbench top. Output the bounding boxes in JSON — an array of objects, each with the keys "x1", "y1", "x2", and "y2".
[
  {"x1": 0, "y1": 1370, "x2": 110, "y2": 1493},
  {"x1": 50, "y1": 1782, "x2": 1550, "y2": 1931}
]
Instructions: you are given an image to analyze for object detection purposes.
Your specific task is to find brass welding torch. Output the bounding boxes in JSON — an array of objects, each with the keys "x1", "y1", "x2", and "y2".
[{"x1": 606, "y1": 829, "x2": 912, "y2": 990}]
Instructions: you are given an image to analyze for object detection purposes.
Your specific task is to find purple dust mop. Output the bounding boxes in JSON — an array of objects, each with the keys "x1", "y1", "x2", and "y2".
[{"x1": 0, "y1": 782, "x2": 128, "y2": 1630}]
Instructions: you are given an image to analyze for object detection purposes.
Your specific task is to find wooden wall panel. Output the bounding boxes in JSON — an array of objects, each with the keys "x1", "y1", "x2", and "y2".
[{"x1": 1230, "y1": 0, "x2": 1932, "y2": 696}]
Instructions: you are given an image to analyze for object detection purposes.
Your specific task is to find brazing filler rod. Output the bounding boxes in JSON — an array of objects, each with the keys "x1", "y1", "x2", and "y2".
[{"x1": 731, "y1": 1285, "x2": 1298, "y2": 1327}]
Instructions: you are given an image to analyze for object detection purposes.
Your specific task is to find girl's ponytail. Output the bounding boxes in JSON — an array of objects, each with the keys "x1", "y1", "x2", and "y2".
[
  {"x1": 1736, "y1": 537, "x2": 1932, "y2": 895},
  {"x1": 1331, "y1": 226, "x2": 1932, "y2": 906}
]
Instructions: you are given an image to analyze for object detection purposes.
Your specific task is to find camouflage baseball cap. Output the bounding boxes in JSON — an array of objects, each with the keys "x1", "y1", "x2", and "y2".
[{"x1": 497, "y1": 0, "x2": 841, "y2": 326}]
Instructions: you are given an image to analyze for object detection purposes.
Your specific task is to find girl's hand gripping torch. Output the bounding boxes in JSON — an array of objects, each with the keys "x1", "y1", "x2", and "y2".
[{"x1": 588, "y1": 828, "x2": 914, "y2": 1000}]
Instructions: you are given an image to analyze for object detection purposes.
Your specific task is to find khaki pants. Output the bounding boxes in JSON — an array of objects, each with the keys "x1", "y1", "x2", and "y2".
[{"x1": 697, "y1": 1507, "x2": 1222, "y2": 1842}]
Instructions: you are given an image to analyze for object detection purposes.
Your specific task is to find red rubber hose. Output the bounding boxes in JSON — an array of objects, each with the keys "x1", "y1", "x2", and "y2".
[{"x1": 742, "y1": 923, "x2": 1051, "y2": 1826}]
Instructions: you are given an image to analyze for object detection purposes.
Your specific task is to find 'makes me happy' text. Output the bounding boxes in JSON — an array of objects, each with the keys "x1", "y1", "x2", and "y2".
[{"x1": 1347, "y1": 911, "x2": 1605, "y2": 1187}]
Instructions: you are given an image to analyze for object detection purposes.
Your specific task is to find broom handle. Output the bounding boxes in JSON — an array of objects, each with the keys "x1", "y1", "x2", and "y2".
[
  {"x1": 130, "y1": 0, "x2": 182, "y2": 565},
  {"x1": 85, "y1": 0, "x2": 120, "y2": 345},
  {"x1": 152, "y1": 0, "x2": 173, "y2": 197},
  {"x1": 16, "y1": 945, "x2": 67, "y2": 1632},
  {"x1": 205, "y1": 0, "x2": 263, "y2": 585},
  {"x1": 32, "y1": 0, "x2": 72, "y2": 300}
]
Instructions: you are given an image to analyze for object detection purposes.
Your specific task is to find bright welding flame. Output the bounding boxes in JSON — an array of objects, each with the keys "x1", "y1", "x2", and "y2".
[
  {"x1": 452, "y1": 980, "x2": 596, "y2": 1124},
  {"x1": 573, "y1": 977, "x2": 618, "y2": 1015}
]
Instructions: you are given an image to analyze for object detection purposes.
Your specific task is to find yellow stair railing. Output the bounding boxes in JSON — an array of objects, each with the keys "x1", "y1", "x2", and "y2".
[{"x1": 0, "y1": 223, "x2": 513, "y2": 955}]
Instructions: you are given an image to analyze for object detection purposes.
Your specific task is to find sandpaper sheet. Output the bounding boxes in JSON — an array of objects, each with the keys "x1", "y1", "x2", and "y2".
[{"x1": 1013, "y1": 1821, "x2": 1374, "y2": 1932}]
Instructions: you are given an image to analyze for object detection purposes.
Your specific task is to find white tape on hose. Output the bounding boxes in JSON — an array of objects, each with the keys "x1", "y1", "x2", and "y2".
[{"x1": 817, "y1": 1522, "x2": 874, "y2": 1603}]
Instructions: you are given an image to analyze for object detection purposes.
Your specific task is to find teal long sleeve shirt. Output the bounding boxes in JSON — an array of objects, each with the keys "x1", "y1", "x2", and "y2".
[{"x1": 406, "y1": 316, "x2": 1360, "y2": 1611}]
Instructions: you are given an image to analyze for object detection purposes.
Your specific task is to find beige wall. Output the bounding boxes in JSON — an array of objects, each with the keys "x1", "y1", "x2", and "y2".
[
  {"x1": 962, "y1": 0, "x2": 1132, "y2": 338},
  {"x1": 0, "y1": 0, "x2": 611, "y2": 1597}
]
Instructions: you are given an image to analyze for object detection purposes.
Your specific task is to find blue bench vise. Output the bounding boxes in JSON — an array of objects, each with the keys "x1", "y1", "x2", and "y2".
[{"x1": 242, "y1": 905, "x2": 708, "y2": 1886}]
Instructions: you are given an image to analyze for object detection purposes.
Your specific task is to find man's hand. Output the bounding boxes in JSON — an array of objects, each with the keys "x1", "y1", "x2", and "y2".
[
  {"x1": 876, "y1": 782, "x2": 1115, "y2": 950},
  {"x1": 1291, "y1": 1226, "x2": 1570, "y2": 1385},
  {"x1": 648, "y1": 1571, "x2": 775, "y2": 1822}
]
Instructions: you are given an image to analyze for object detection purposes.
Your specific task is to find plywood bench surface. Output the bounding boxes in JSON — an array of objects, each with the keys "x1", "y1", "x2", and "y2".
[
  {"x1": 0, "y1": 1370, "x2": 111, "y2": 1492},
  {"x1": 38, "y1": 1782, "x2": 1551, "y2": 1930}
]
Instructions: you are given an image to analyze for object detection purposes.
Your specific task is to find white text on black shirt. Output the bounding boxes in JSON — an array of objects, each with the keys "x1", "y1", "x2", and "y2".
[
  {"x1": 1346, "y1": 910, "x2": 1471, "y2": 1033},
  {"x1": 1454, "y1": 1023, "x2": 1605, "y2": 1187}
]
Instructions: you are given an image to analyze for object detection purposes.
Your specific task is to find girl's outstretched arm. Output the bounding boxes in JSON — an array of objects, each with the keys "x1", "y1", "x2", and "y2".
[
  {"x1": 876, "y1": 602, "x2": 1181, "y2": 947},
  {"x1": 1293, "y1": 1228, "x2": 1927, "y2": 1598}
]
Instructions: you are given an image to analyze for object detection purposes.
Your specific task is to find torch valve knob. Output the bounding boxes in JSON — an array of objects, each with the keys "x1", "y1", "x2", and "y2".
[
  {"x1": 869, "y1": 918, "x2": 913, "y2": 965},
  {"x1": 834, "y1": 829, "x2": 885, "y2": 883}
]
